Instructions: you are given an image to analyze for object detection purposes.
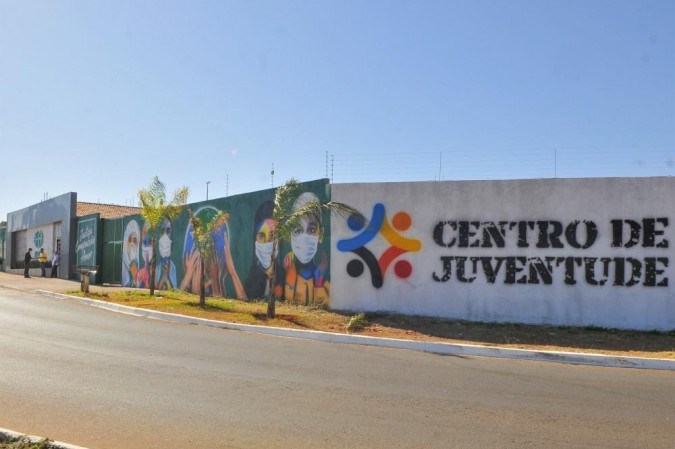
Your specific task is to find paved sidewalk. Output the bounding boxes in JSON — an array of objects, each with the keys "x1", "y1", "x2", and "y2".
[
  {"x1": 1, "y1": 272, "x2": 673, "y2": 371},
  {"x1": 0, "y1": 272, "x2": 146, "y2": 295}
]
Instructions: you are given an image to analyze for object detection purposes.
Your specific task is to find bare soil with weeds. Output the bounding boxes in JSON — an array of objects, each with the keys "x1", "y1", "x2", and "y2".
[
  {"x1": 0, "y1": 437, "x2": 56, "y2": 449},
  {"x1": 69, "y1": 289, "x2": 675, "y2": 359}
]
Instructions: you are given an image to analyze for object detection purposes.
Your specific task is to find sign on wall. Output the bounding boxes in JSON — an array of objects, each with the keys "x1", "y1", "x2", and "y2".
[
  {"x1": 331, "y1": 178, "x2": 675, "y2": 331},
  {"x1": 26, "y1": 225, "x2": 54, "y2": 260},
  {"x1": 76, "y1": 215, "x2": 100, "y2": 283}
]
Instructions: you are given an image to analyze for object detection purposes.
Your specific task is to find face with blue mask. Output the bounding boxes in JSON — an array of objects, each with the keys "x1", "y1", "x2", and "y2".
[{"x1": 290, "y1": 214, "x2": 322, "y2": 264}]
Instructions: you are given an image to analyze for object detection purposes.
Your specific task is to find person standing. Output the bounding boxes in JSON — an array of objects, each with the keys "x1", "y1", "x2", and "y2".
[
  {"x1": 38, "y1": 248, "x2": 48, "y2": 277},
  {"x1": 51, "y1": 250, "x2": 60, "y2": 278},
  {"x1": 24, "y1": 248, "x2": 33, "y2": 278}
]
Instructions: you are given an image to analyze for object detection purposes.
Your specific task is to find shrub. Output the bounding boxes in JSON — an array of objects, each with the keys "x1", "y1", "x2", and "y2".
[{"x1": 346, "y1": 313, "x2": 368, "y2": 332}]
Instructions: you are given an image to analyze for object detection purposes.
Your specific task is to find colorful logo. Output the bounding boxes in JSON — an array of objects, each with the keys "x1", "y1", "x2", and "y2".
[
  {"x1": 337, "y1": 203, "x2": 421, "y2": 288},
  {"x1": 33, "y1": 230, "x2": 44, "y2": 248}
]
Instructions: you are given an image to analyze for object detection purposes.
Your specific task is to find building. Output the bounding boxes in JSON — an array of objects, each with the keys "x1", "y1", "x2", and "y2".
[{"x1": 3, "y1": 193, "x2": 138, "y2": 279}]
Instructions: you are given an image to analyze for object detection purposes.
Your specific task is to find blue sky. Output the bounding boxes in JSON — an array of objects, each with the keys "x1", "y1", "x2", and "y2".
[{"x1": 1, "y1": 0, "x2": 673, "y2": 217}]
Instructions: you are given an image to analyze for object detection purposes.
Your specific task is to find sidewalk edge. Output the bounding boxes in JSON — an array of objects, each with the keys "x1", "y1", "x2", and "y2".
[{"x1": 34, "y1": 290, "x2": 675, "y2": 371}]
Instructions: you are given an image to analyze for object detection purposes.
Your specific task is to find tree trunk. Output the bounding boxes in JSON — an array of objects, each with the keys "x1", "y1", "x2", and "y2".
[
  {"x1": 199, "y1": 256, "x2": 206, "y2": 307},
  {"x1": 149, "y1": 237, "x2": 156, "y2": 296},
  {"x1": 266, "y1": 242, "x2": 277, "y2": 318}
]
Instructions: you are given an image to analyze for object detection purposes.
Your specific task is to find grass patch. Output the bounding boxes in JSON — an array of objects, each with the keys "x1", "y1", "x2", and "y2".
[{"x1": 62, "y1": 288, "x2": 675, "y2": 359}]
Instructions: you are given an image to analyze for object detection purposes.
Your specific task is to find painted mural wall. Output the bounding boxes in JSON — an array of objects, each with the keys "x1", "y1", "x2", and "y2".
[
  {"x1": 120, "y1": 179, "x2": 332, "y2": 306},
  {"x1": 330, "y1": 178, "x2": 675, "y2": 331}
]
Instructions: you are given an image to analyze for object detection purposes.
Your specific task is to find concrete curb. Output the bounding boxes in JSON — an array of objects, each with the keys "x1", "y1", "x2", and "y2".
[
  {"x1": 0, "y1": 427, "x2": 90, "y2": 449},
  {"x1": 36, "y1": 290, "x2": 675, "y2": 371}
]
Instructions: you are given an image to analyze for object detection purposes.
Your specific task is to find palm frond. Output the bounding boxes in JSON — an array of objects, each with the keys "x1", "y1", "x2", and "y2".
[
  {"x1": 139, "y1": 177, "x2": 189, "y2": 228},
  {"x1": 187, "y1": 208, "x2": 231, "y2": 262},
  {"x1": 271, "y1": 178, "x2": 364, "y2": 243},
  {"x1": 320, "y1": 201, "x2": 363, "y2": 221},
  {"x1": 149, "y1": 176, "x2": 166, "y2": 199},
  {"x1": 206, "y1": 211, "x2": 230, "y2": 234},
  {"x1": 273, "y1": 178, "x2": 302, "y2": 224}
]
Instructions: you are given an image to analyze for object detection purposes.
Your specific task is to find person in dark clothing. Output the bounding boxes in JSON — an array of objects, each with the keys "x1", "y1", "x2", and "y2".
[
  {"x1": 24, "y1": 248, "x2": 33, "y2": 278},
  {"x1": 51, "y1": 251, "x2": 60, "y2": 278}
]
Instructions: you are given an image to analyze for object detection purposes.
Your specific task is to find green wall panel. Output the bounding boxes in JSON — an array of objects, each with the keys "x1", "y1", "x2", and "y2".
[
  {"x1": 75, "y1": 214, "x2": 102, "y2": 284},
  {"x1": 101, "y1": 217, "x2": 123, "y2": 284}
]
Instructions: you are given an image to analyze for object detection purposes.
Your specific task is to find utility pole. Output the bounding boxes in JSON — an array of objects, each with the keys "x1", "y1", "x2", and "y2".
[
  {"x1": 226, "y1": 175, "x2": 229, "y2": 197},
  {"x1": 271, "y1": 163, "x2": 275, "y2": 187},
  {"x1": 439, "y1": 152, "x2": 442, "y2": 181},
  {"x1": 206, "y1": 181, "x2": 211, "y2": 201}
]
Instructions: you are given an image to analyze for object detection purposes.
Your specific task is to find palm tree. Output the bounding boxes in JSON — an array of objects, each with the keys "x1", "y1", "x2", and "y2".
[
  {"x1": 186, "y1": 208, "x2": 230, "y2": 307},
  {"x1": 138, "y1": 176, "x2": 189, "y2": 296},
  {"x1": 267, "y1": 178, "x2": 362, "y2": 318}
]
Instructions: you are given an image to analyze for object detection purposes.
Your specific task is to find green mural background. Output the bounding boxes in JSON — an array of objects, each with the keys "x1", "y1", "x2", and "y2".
[
  {"x1": 113, "y1": 179, "x2": 331, "y2": 306},
  {"x1": 75, "y1": 214, "x2": 102, "y2": 284}
]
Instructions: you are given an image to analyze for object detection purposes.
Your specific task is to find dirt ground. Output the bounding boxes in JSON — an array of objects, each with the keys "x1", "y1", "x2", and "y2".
[{"x1": 350, "y1": 313, "x2": 675, "y2": 359}]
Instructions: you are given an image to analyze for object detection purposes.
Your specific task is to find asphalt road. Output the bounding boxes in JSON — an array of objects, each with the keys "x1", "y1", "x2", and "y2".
[{"x1": 0, "y1": 288, "x2": 673, "y2": 449}]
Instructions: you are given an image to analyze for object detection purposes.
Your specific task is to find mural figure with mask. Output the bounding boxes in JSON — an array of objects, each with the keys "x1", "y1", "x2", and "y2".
[
  {"x1": 283, "y1": 192, "x2": 330, "y2": 307},
  {"x1": 244, "y1": 200, "x2": 282, "y2": 300},
  {"x1": 122, "y1": 220, "x2": 140, "y2": 287},
  {"x1": 135, "y1": 221, "x2": 152, "y2": 288},
  {"x1": 181, "y1": 206, "x2": 246, "y2": 299},
  {"x1": 155, "y1": 219, "x2": 178, "y2": 290}
]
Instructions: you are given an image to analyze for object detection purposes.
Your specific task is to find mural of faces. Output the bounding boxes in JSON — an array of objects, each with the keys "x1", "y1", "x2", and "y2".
[{"x1": 113, "y1": 182, "x2": 330, "y2": 304}]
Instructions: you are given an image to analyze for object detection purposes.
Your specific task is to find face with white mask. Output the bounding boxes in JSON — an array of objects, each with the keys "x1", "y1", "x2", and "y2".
[
  {"x1": 254, "y1": 218, "x2": 275, "y2": 269},
  {"x1": 141, "y1": 224, "x2": 153, "y2": 263},
  {"x1": 290, "y1": 215, "x2": 321, "y2": 265},
  {"x1": 159, "y1": 222, "x2": 173, "y2": 259},
  {"x1": 126, "y1": 232, "x2": 139, "y2": 263}
]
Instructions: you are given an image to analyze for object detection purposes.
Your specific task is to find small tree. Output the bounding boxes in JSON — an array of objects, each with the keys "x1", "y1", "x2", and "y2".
[
  {"x1": 186, "y1": 208, "x2": 230, "y2": 307},
  {"x1": 267, "y1": 178, "x2": 362, "y2": 318},
  {"x1": 138, "y1": 176, "x2": 189, "y2": 296}
]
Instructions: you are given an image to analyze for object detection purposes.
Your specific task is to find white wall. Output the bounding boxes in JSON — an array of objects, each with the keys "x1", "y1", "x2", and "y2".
[{"x1": 330, "y1": 178, "x2": 675, "y2": 330}]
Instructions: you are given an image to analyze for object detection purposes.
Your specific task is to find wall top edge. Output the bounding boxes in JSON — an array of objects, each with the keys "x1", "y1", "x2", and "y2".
[
  {"x1": 330, "y1": 176, "x2": 675, "y2": 188},
  {"x1": 6, "y1": 192, "x2": 77, "y2": 217}
]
